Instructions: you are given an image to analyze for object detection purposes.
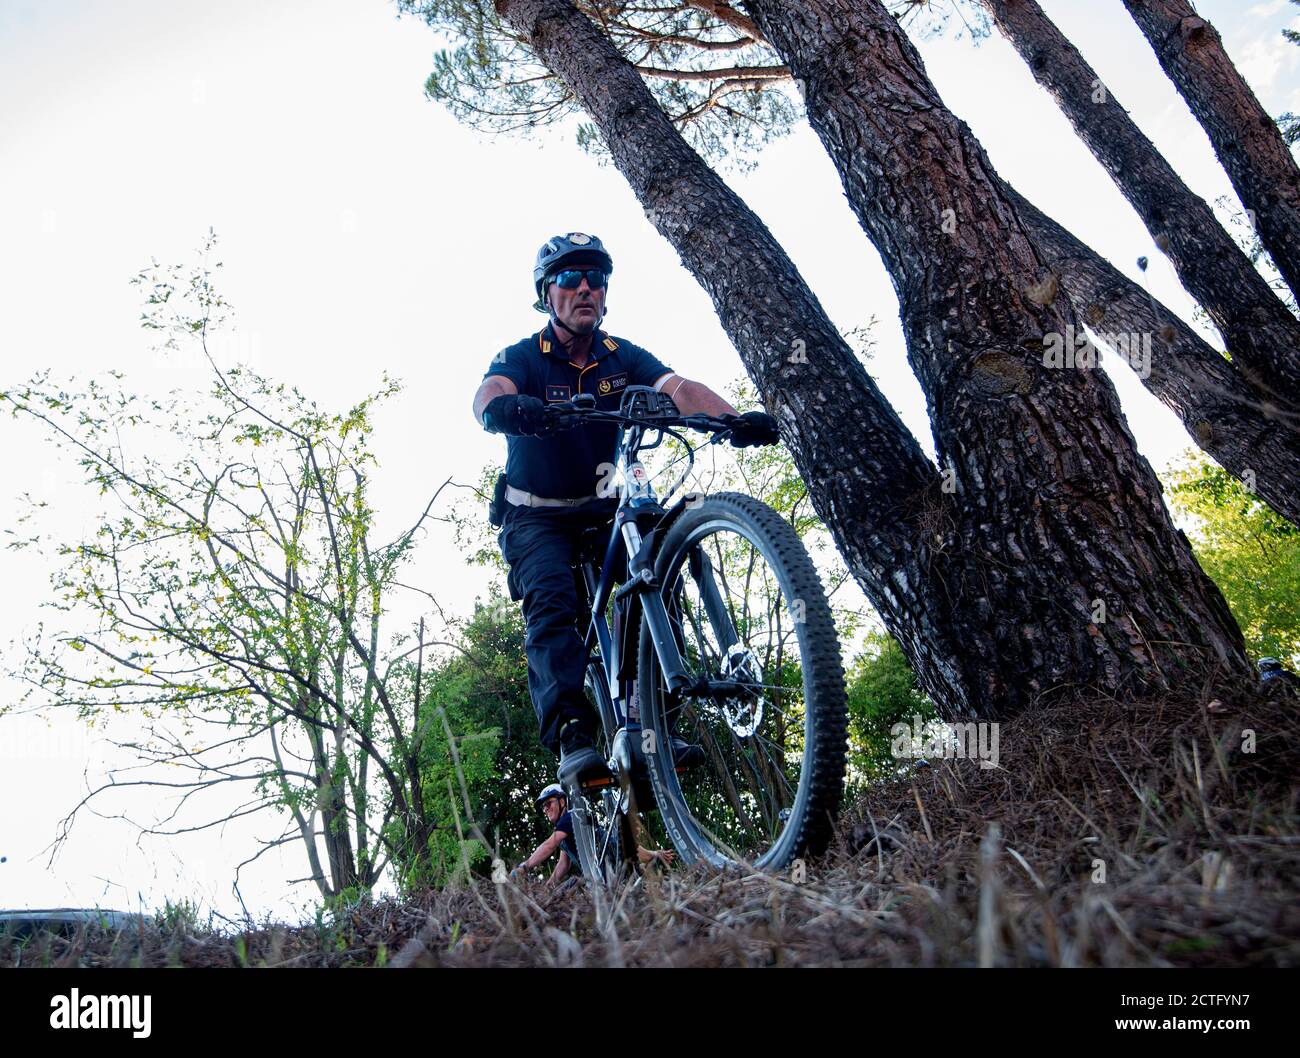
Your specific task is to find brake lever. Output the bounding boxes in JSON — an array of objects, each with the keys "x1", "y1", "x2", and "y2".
[{"x1": 541, "y1": 399, "x2": 596, "y2": 434}]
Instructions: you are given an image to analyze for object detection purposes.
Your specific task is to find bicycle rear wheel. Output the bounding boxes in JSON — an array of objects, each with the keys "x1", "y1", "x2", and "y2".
[
  {"x1": 565, "y1": 664, "x2": 637, "y2": 885},
  {"x1": 638, "y1": 492, "x2": 847, "y2": 869}
]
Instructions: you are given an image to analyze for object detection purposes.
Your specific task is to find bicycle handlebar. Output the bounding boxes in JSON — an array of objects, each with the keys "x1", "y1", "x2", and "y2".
[
  {"x1": 541, "y1": 397, "x2": 733, "y2": 437},
  {"x1": 538, "y1": 392, "x2": 738, "y2": 506}
]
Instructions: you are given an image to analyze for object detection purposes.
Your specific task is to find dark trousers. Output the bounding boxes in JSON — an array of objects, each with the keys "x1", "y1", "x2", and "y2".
[{"x1": 497, "y1": 498, "x2": 619, "y2": 753}]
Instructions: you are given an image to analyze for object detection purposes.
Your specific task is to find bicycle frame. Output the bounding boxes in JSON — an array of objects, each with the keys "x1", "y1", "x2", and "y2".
[
  {"x1": 581, "y1": 427, "x2": 690, "y2": 726},
  {"x1": 569, "y1": 391, "x2": 731, "y2": 754}
]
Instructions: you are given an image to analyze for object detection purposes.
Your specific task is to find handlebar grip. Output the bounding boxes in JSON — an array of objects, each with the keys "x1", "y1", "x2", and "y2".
[{"x1": 680, "y1": 414, "x2": 731, "y2": 433}]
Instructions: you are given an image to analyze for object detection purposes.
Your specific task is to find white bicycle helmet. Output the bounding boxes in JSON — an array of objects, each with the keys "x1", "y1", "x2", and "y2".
[{"x1": 534, "y1": 782, "x2": 566, "y2": 808}]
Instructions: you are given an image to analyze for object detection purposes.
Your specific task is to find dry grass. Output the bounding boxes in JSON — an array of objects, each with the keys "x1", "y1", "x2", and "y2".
[{"x1": 6, "y1": 686, "x2": 1297, "y2": 967}]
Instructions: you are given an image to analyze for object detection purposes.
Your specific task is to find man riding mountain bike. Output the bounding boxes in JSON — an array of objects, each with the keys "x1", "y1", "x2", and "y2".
[{"x1": 471, "y1": 232, "x2": 780, "y2": 789}]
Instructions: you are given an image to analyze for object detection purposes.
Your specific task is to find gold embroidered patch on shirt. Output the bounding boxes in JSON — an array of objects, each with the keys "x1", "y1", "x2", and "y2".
[{"x1": 597, "y1": 373, "x2": 628, "y2": 397}]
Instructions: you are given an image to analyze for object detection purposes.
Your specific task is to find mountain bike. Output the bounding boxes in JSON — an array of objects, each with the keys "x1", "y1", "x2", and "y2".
[{"x1": 543, "y1": 385, "x2": 848, "y2": 883}]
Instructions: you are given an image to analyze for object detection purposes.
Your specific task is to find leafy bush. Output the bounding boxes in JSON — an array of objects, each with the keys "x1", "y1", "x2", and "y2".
[
  {"x1": 845, "y1": 631, "x2": 936, "y2": 787},
  {"x1": 1165, "y1": 451, "x2": 1300, "y2": 665}
]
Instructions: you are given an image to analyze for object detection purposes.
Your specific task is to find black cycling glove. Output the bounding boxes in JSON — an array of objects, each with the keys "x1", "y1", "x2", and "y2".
[
  {"x1": 722, "y1": 410, "x2": 780, "y2": 448},
  {"x1": 483, "y1": 394, "x2": 548, "y2": 436}
]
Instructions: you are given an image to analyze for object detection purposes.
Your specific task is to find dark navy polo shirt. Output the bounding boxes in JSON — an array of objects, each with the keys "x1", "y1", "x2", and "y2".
[
  {"x1": 554, "y1": 809, "x2": 581, "y2": 869},
  {"x1": 484, "y1": 323, "x2": 674, "y2": 499}
]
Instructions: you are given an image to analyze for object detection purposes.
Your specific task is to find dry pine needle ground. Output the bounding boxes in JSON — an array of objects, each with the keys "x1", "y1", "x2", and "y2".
[{"x1": 6, "y1": 687, "x2": 1297, "y2": 967}]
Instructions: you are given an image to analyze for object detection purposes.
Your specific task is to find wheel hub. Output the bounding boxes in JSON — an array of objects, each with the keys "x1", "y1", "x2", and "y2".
[{"x1": 718, "y1": 644, "x2": 764, "y2": 736}]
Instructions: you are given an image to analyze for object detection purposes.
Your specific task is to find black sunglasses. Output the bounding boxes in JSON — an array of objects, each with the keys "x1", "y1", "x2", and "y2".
[{"x1": 549, "y1": 268, "x2": 608, "y2": 291}]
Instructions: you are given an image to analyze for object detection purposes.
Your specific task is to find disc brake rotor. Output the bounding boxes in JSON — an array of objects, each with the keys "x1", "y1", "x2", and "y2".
[{"x1": 716, "y1": 644, "x2": 765, "y2": 737}]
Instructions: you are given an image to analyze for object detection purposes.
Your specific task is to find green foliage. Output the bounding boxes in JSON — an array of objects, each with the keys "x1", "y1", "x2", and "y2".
[
  {"x1": 448, "y1": 463, "x2": 509, "y2": 575},
  {"x1": 322, "y1": 886, "x2": 366, "y2": 916},
  {"x1": 398, "y1": 0, "x2": 993, "y2": 177},
  {"x1": 845, "y1": 631, "x2": 935, "y2": 785},
  {"x1": 393, "y1": 600, "x2": 554, "y2": 891},
  {"x1": 3, "y1": 235, "x2": 453, "y2": 905},
  {"x1": 1165, "y1": 450, "x2": 1300, "y2": 664},
  {"x1": 1281, "y1": 5, "x2": 1300, "y2": 145},
  {"x1": 398, "y1": 0, "x2": 798, "y2": 170},
  {"x1": 154, "y1": 897, "x2": 208, "y2": 934}
]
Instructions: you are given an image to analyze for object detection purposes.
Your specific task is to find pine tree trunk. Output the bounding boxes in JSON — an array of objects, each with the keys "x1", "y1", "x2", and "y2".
[
  {"x1": 495, "y1": 0, "x2": 982, "y2": 715},
  {"x1": 1122, "y1": 0, "x2": 1300, "y2": 305},
  {"x1": 984, "y1": 0, "x2": 1300, "y2": 408},
  {"x1": 741, "y1": 0, "x2": 1248, "y2": 700},
  {"x1": 1013, "y1": 188, "x2": 1300, "y2": 527},
  {"x1": 498, "y1": 0, "x2": 1247, "y2": 714}
]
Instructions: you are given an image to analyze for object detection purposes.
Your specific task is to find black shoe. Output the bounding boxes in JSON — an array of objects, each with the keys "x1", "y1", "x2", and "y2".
[{"x1": 557, "y1": 721, "x2": 611, "y2": 789}]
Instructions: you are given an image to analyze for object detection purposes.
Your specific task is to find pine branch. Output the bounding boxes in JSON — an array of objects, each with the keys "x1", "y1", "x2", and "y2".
[{"x1": 634, "y1": 62, "x2": 788, "y2": 80}]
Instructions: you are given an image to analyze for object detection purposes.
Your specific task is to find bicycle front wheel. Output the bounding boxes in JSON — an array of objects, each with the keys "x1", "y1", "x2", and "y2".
[{"x1": 637, "y1": 492, "x2": 847, "y2": 869}]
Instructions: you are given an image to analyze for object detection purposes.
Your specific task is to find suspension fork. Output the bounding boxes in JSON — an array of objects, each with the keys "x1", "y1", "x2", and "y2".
[
  {"x1": 687, "y1": 544, "x2": 739, "y2": 657},
  {"x1": 621, "y1": 517, "x2": 694, "y2": 694},
  {"x1": 623, "y1": 523, "x2": 745, "y2": 697}
]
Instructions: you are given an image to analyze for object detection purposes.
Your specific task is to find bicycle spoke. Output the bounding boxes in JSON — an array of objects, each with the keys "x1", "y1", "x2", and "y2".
[{"x1": 646, "y1": 520, "x2": 817, "y2": 862}]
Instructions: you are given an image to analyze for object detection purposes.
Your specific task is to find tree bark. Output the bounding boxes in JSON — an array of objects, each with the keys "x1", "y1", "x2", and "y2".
[
  {"x1": 497, "y1": 0, "x2": 1248, "y2": 715},
  {"x1": 631, "y1": 0, "x2": 1300, "y2": 517},
  {"x1": 495, "y1": 0, "x2": 977, "y2": 715},
  {"x1": 984, "y1": 0, "x2": 1300, "y2": 409},
  {"x1": 741, "y1": 0, "x2": 1248, "y2": 702},
  {"x1": 1013, "y1": 189, "x2": 1300, "y2": 527},
  {"x1": 1122, "y1": 0, "x2": 1300, "y2": 305}
]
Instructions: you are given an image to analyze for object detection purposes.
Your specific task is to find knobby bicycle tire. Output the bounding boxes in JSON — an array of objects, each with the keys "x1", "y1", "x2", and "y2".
[{"x1": 637, "y1": 492, "x2": 848, "y2": 869}]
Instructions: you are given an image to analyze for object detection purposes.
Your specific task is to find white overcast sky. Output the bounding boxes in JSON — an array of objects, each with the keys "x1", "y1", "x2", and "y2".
[{"x1": 1, "y1": 0, "x2": 1296, "y2": 924}]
